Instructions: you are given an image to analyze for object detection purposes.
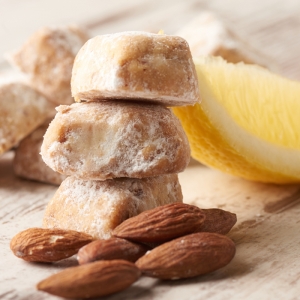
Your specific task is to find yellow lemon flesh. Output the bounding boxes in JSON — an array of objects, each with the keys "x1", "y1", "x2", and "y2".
[{"x1": 173, "y1": 56, "x2": 300, "y2": 184}]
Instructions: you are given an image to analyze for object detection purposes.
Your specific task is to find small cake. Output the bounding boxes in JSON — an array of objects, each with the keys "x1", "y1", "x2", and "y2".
[
  {"x1": 177, "y1": 11, "x2": 271, "y2": 66},
  {"x1": 8, "y1": 25, "x2": 89, "y2": 105},
  {"x1": 71, "y1": 31, "x2": 200, "y2": 106},
  {"x1": 41, "y1": 101, "x2": 190, "y2": 180},
  {"x1": 14, "y1": 119, "x2": 67, "y2": 185},
  {"x1": 0, "y1": 82, "x2": 50, "y2": 155},
  {"x1": 43, "y1": 174, "x2": 183, "y2": 239}
]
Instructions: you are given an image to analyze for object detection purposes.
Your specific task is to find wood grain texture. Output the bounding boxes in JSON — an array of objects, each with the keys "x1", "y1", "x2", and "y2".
[
  {"x1": 1, "y1": 0, "x2": 300, "y2": 80},
  {"x1": 1, "y1": 0, "x2": 300, "y2": 299}
]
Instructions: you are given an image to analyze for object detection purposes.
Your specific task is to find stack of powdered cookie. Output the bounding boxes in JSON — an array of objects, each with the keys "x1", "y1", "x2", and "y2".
[{"x1": 41, "y1": 32, "x2": 200, "y2": 239}]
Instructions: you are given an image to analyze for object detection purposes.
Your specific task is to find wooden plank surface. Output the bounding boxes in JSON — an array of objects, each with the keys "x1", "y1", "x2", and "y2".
[
  {"x1": 1, "y1": 0, "x2": 300, "y2": 80},
  {"x1": 1, "y1": 0, "x2": 300, "y2": 299}
]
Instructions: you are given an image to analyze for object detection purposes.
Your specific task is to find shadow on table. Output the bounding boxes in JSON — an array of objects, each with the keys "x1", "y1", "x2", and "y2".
[
  {"x1": 0, "y1": 150, "x2": 57, "y2": 192},
  {"x1": 99, "y1": 253, "x2": 251, "y2": 300},
  {"x1": 0, "y1": 151, "x2": 14, "y2": 178}
]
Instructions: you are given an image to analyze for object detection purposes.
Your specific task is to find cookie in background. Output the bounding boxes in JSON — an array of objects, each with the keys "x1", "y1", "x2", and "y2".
[
  {"x1": 13, "y1": 118, "x2": 67, "y2": 185},
  {"x1": 7, "y1": 25, "x2": 89, "y2": 105},
  {"x1": 0, "y1": 78, "x2": 50, "y2": 156},
  {"x1": 177, "y1": 11, "x2": 275, "y2": 68},
  {"x1": 0, "y1": 24, "x2": 89, "y2": 184}
]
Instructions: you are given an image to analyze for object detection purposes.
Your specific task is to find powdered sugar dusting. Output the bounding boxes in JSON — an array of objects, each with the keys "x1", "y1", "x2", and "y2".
[
  {"x1": 41, "y1": 102, "x2": 190, "y2": 180},
  {"x1": 43, "y1": 174, "x2": 183, "y2": 239},
  {"x1": 71, "y1": 31, "x2": 199, "y2": 106},
  {"x1": 47, "y1": 26, "x2": 86, "y2": 57}
]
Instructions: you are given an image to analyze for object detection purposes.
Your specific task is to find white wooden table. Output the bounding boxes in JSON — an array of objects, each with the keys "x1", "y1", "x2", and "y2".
[{"x1": 1, "y1": 0, "x2": 300, "y2": 299}]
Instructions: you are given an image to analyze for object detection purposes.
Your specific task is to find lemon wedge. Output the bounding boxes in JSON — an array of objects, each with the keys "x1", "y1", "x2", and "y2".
[{"x1": 173, "y1": 56, "x2": 300, "y2": 183}]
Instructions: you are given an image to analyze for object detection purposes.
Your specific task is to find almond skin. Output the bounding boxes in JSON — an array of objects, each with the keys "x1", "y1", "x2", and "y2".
[
  {"x1": 78, "y1": 237, "x2": 149, "y2": 264},
  {"x1": 112, "y1": 203, "x2": 206, "y2": 243},
  {"x1": 10, "y1": 228, "x2": 94, "y2": 262},
  {"x1": 136, "y1": 232, "x2": 236, "y2": 280},
  {"x1": 200, "y1": 208, "x2": 237, "y2": 234},
  {"x1": 37, "y1": 260, "x2": 141, "y2": 298}
]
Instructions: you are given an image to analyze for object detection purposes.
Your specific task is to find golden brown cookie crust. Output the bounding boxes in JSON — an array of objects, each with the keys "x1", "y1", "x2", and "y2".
[
  {"x1": 43, "y1": 174, "x2": 183, "y2": 239},
  {"x1": 71, "y1": 31, "x2": 200, "y2": 106},
  {"x1": 41, "y1": 101, "x2": 190, "y2": 180}
]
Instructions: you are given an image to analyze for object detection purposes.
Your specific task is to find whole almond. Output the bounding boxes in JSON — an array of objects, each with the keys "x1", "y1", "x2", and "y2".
[
  {"x1": 10, "y1": 228, "x2": 94, "y2": 262},
  {"x1": 37, "y1": 260, "x2": 141, "y2": 298},
  {"x1": 113, "y1": 203, "x2": 206, "y2": 243},
  {"x1": 200, "y1": 208, "x2": 237, "y2": 234},
  {"x1": 136, "y1": 232, "x2": 236, "y2": 280},
  {"x1": 78, "y1": 237, "x2": 149, "y2": 265}
]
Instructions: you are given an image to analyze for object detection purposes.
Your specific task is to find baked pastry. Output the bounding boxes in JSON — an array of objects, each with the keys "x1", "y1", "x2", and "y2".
[
  {"x1": 8, "y1": 25, "x2": 89, "y2": 105},
  {"x1": 14, "y1": 119, "x2": 67, "y2": 185},
  {"x1": 43, "y1": 174, "x2": 183, "y2": 239},
  {"x1": 41, "y1": 101, "x2": 190, "y2": 180},
  {"x1": 177, "y1": 11, "x2": 271, "y2": 67},
  {"x1": 0, "y1": 82, "x2": 50, "y2": 156},
  {"x1": 71, "y1": 31, "x2": 200, "y2": 106}
]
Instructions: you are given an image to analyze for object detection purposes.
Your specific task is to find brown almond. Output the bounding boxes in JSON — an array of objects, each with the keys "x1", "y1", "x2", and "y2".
[
  {"x1": 37, "y1": 259, "x2": 141, "y2": 298},
  {"x1": 78, "y1": 237, "x2": 149, "y2": 264},
  {"x1": 136, "y1": 232, "x2": 236, "y2": 280},
  {"x1": 113, "y1": 203, "x2": 206, "y2": 243},
  {"x1": 10, "y1": 228, "x2": 94, "y2": 262},
  {"x1": 200, "y1": 208, "x2": 237, "y2": 234}
]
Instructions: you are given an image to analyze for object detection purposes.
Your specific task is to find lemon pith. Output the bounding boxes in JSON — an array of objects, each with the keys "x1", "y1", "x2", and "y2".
[{"x1": 173, "y1": 56, "x2": 300, "y2": 184}]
